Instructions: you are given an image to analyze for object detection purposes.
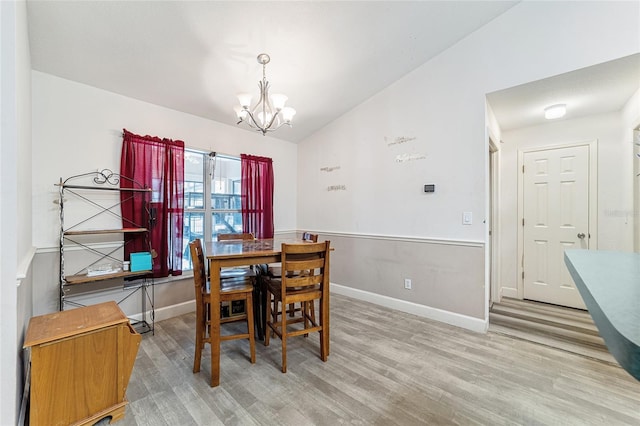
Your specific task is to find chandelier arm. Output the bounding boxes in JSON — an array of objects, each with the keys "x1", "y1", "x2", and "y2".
[
  {"x1": 243, "y1": 110, "x2": 266, "y2": 133},
  {"x1": 250, "y1": 81, "x2": 268, "y2": 116},
  {"x1": 263, "y1": 120, "x2": 292, "y2": 132},
  {"x1": 265, "y1": 110, "x2": 281, "y2": 130},
  {"x1": 237, "y1": 114, "x2": 255, "y2": 129},
  {"x1": 237, "y1": 110, "x2": 253, "y2": 128}
]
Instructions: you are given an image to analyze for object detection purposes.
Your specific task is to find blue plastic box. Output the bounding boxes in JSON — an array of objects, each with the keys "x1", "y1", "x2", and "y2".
[{"x1": 130, "y1": 252, "x2": 152, "y2": 272}]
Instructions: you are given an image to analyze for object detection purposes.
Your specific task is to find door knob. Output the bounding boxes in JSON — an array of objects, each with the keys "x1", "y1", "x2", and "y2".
[{"x1": 577, "y1": 233, "x2": 586, "y2": 239}]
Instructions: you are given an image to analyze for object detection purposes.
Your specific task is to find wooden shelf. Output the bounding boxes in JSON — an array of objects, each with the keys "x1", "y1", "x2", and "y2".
[
  {"x1": 64, "y1": 270, "x2": 151, "y2": 285},
  {"x1": 63, "y1": 227, "x2": 147, "y2": 236},
  {"x1": 59, "y1": 183, "x2": 151, "y2": 193}
]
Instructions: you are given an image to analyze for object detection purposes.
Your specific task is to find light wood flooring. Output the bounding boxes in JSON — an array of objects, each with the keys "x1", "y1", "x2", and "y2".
[
  {"x1": 114, "y1": 294, "x2": 640, "y2": 426},
  {"x1": 489, "y1": 297, "x2": 617, "y2": 365}
]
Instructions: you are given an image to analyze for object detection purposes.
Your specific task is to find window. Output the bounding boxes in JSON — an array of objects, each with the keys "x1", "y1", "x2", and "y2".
[{"x1": 183, "y1": 150, "x2": 242, "y2": 269}]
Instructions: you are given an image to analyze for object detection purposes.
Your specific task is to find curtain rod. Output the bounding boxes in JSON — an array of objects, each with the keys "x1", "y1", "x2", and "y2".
[
  {"x1": 183, "y1": 146, "x2": 238, "y2": 158},
  {"x1": 209, "y1": 151, "x2": 246, "y2": 160}
]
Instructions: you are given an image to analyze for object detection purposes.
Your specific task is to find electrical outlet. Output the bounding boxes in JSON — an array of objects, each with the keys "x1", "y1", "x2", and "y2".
[{"x1": 404, "y1": 278, "x2": 412, "y2": 290}]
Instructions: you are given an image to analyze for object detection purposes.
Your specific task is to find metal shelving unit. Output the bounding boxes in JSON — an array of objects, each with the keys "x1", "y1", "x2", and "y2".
[{"x1": 57, "y1": 169, "x2": 155, "y2": 334}]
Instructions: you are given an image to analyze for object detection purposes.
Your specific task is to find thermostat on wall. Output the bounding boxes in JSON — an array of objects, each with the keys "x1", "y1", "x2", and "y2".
[{"x1": 424, "y1": 184, "x2": 435, "y2": 193}]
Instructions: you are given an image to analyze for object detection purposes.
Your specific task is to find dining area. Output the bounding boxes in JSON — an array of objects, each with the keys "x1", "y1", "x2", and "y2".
[{"x1": 189, "y1": 232, "x2": 332, "y2": 387}]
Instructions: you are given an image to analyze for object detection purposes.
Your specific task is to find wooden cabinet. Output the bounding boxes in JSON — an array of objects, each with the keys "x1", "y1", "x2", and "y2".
[{"x1": 23, "y1": 302, "x2": 141, "y2": 426}]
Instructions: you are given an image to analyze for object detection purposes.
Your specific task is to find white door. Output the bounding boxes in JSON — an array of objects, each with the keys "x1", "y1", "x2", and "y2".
[{"x1": 523, "y1": 145, "x2": 590, "y2": 309}]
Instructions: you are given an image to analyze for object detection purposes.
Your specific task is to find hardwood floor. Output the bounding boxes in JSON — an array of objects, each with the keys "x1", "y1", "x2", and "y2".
[
  {"x1": 489, "y1": 297, "x2": 617, "y2": 365},
  {"x1": 115, "y1": 294, "x2": 640, "y2": 425}
]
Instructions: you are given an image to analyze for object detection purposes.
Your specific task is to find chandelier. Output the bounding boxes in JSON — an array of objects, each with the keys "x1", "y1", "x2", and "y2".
[{"x1": 234, "y1": 53, "x2": 296, "y2": 135}]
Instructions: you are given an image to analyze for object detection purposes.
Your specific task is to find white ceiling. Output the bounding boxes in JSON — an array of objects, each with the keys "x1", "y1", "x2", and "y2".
[
  {"x1": 487, "y1": 53, "x2": 640, "y2": 132},
  {"x1": 26, "y1": 0, "x2": 518, "y2": 143},
  {"x1": 26, "y1": 1, "x2": 639, "y2": 143}
]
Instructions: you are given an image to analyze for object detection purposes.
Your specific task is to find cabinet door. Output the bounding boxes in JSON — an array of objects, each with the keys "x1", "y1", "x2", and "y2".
[{"x1": 31, "y1": 326, "x2": 120, "y2": 425}]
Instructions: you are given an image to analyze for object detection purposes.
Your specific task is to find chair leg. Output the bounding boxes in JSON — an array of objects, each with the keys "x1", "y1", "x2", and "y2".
[
  {"x1": 281, "y1": 302, "x2": 287, "y2": 373},
  {"x1": 193, "y1": 317, "x2": 203, "y2": 373},
  {"x1": 264, "y1": 291, "x2": 272, "y2": 346},
  {"x1": 193, "y1": 342, "x2": 203, "y2": 373},
  {"x1": 302, "y1": 301, "x2": 310, "y2": 338},
  {"x1": 253, "y1": 282, "x2": 263, "y2": 341},
  {"x1": 260, "y1": 279, "x2": 268, "y2": 339},
  {"x1": 319, "y1": 296, "x2": 328, "y2": 362},
  {"x1": 245, "y1": 294, "x2": 256, "y2": 364}
]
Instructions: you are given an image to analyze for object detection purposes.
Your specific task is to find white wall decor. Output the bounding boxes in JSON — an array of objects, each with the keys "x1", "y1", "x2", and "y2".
[
  {"x1": 395, "y1": 153, "x2": 427, "y2": 163},
  {"x1": 320, "y1": 166, "x2": 341, "y2": 172},
  {"x1": 385, "y1": 136, "x2": 416, "y2": 146}
]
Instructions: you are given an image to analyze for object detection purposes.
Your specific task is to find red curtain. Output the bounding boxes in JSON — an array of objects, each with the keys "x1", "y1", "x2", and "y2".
[
  {"x1": 241, "y1": 154, "x2": 274, "y2": 239},
  {"x1": 120, "y1": 129, "x2": 184, "y2": 277}
]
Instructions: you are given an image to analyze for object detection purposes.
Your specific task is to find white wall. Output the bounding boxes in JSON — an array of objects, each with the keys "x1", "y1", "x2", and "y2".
[
  {"x1": 498, "y1": 112, "x2": 633, "y2": 297},
  {"x1": 33, "y1": 71, "x2": 298, "y2": 249},
  {"x1": 1, "y1": 0, "x2": 32, "y2": 423},
  {"x1": 297, "y1": 1, "x2": 640, "y2": 323},
  {"x1": 31, "y1": 71, "x2": 298, "y2": 315}
]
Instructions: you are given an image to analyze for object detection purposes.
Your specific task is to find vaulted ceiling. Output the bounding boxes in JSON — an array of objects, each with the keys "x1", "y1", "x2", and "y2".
[
  {"x1": 27, "y1": 1, "x2": 639, "y2": 143},
  {"x1": 27, "y1": 1, "x2": 517, "y2": 142}
]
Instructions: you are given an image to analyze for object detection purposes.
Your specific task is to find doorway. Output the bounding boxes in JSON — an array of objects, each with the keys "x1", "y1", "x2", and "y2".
[
  {"x1": 489, "y1": 137, "x2": 500, "y2": 308},
  {"x1": 518, "y1": 141, "x2": 597, "y2": 309}
]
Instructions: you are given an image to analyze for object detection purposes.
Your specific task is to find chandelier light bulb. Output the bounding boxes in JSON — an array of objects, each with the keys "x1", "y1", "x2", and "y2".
[
  {"x1": 234, "y1": 106, "x2": 247, "y2": 120},
  {"x1": 281, "y1": 107, "x2": 296, "y2": 123},
  {"x1": 237, "y1": 93, "x2": 252, "y2": 109},
  {"x1": 271, "y1": 94, "x2": 288, "y2": 111},
  {"x1": 257, "y1": 111, "x2": 273, "y2": 126}
]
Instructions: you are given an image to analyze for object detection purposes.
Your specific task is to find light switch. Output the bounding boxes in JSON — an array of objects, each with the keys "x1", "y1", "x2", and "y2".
[{"x1": 463, "y1": 212, "x2": 472, "y2": 225}]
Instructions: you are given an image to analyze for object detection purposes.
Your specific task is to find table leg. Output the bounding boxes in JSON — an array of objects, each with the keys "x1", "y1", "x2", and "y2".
[
  {"x1": 253, "y1": 278, "x2": 264, "y2": 341},
  {"x1": 326, "y1": 253, "x2": 330, "y2": 356},
  {"x1": 209, "y1": 259, "x2": 221, "y2": 387}
]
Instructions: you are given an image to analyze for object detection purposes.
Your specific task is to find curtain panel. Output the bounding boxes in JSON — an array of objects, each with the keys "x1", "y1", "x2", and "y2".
[
  {"x1": 120, "y1": 129, "x2": 185, "y2": 277},
  {"x1": 241, "y1": 154, "x2": 274, "y2": 239}
]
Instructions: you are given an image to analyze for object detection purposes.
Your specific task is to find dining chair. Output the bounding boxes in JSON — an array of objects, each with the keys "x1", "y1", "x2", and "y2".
[
  {"x1": 217, "y1": 233, "x2": 255, "y2": 241},
  {"x1": 267, "y1": 232, "x2": 318, "y2": 277},
  {"x1": 189, "y1": 239, "x2": 256, "y2": 386},
  {"x1": 217, "y1": 233, "x2": 263, "y2": 335},
  {"x1": 217, "y1": 233, "x2": 256, "y2": 287},
  {"x1": 263, "y1": 240, "x2": 330, "y2": 373},
  {"x1": 268, "y1": 232, "x2": 318, "y2": 319}
]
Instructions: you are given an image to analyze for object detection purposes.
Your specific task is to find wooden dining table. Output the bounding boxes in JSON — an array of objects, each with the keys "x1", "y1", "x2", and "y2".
[{"x1": 204, "y1": 237, "x2": 331, "y2": 387}]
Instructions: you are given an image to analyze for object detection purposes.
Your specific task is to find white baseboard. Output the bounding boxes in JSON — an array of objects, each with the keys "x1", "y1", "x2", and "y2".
[
  {"x1": 127, "y1": 286, "x2": 489, "y2": 334},
  {"x1": 501, "y1": 287, "x2": 518, "y2": 299},
  {"x1": 129, "y1": 300, "x2": 195, "y2": 324},
  {"x1": 331, "y1": 283, "x2": 488, "y2": 333}
]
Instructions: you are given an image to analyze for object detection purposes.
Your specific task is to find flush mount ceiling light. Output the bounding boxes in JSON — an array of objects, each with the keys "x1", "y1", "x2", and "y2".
[
  {"x1": 544, "y1": 104, "x2": 566, "y2": 120},
  {"x1": 234, "y1": 53, "x2": 296, "y2": 136}
]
